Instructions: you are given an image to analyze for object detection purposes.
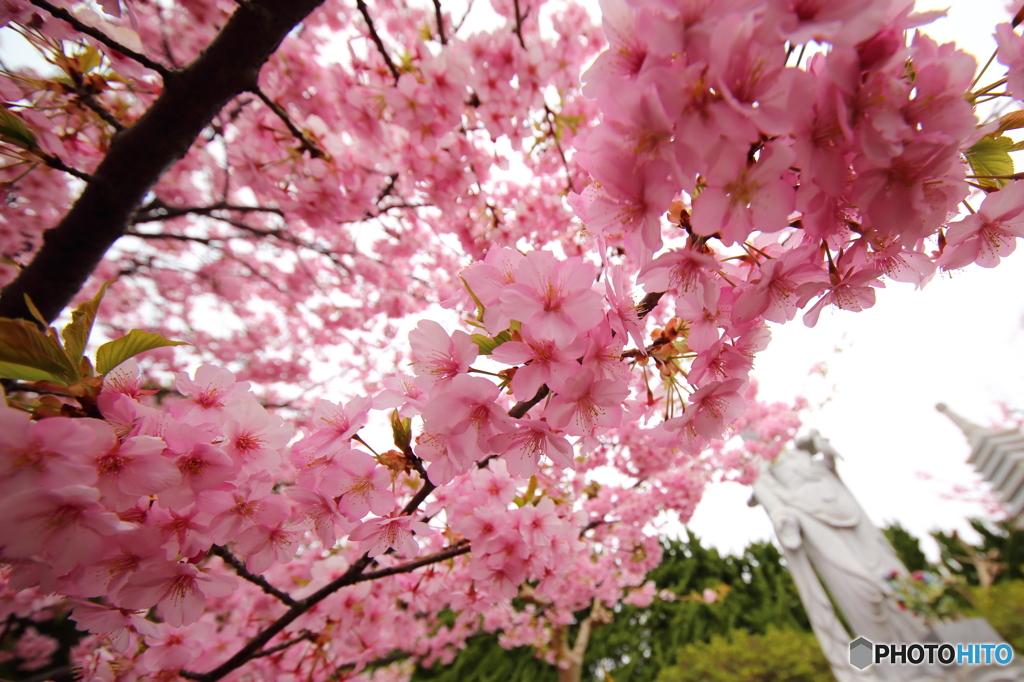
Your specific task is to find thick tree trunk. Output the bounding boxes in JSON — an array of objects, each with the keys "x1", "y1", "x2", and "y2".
[{"x1": 0, "y1": 0, "x2": 325, "y2": 324}]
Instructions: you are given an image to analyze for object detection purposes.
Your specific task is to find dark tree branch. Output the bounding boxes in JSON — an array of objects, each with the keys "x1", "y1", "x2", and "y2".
[
  {"x1": 512, "y1": 0, "x2": 526, "y2": 49},
  {"x1": 0, "y1": 0, "x2": 328, "y2": 324},
  {"x1": 635, "y1": 291, "x2": 664, "y2": 319},
  {"x1": 355, "y1": 0, "x2": 400, "y2": 83},
  {"x1": 432, "y1": 0, "x2": 446, "y2": 45},
  {"x1": 180, "y1": 542, "x2": 471, "y2": 681},
  {"x1": 356, "y1": 541, "x2": 470, "y2": 584},
  {"x1": 453, "y1": 0, "x2": 475, "y2": 34},
  {"x1": 211, "y1": 545, "x2": 298, "y2": 606},
  {"x1": 32, "y1": 150, "x2": 92, "y2": 182},
  {"x1": 28, "y1": 0, "x2": 173, "y2": 77},
  {"x1": 252, "y1": 87, "x2": 326, "y2": 159},
  {"x1": 250, "y1": 631, "x2": 315, "y2": 659},
  {"x1": 509, "y1": 384, "x2": 549, "y2": 419},
  {"x1": 76, "y1": 90, "x2": 126, "y2": 132},
  {"x1": 133, "y1": 200, "x2": 285, "y2": 223}
]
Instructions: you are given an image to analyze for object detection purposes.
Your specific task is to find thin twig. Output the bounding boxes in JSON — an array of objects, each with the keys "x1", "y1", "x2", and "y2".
[
  {"x1": 76, "y1": 89, "x2": 126, "y2": 132},
  {"x1": 357, "y1": 541, "x2": 471, "y2": 585},
  {"x1": 355, "y1": 0, "x2": 399, "y2": 83},
  {"x1": 133, "y1": 200, "x2": 284, "y2": 223},
  {"x1": 512, "y1": 0, "x2": 526, "y2": 49},
  {"x1": 181, "y1": 543, "x2": 472, "y2": 681},
  {"x1": 432, "y1": 0, "x2": 446, "y2": 45},
  {"x1": 211, "y1": 545, "x2": 298, "y2": 606},
  {"x1": 125, "y1": 230, "x2": 213, "y2": 244},
  {"x1": 453, "y1": 0, "x2": 475, "y2": 34},
  {"x1": 33, "y1": 150, "x2": 92, "y2": 181},
  {"x1": 28, "y1": 0, "x2": 173, "y2": 77},
  {"x1": 251, "y1": 87, "x2": 325, "y2": 158},
  {"x1": 250, "y1": 631, "x2": 316, "y2": 659},
  {"x1": 543, "y1": 104, "x2": 574, "y2": 193}
]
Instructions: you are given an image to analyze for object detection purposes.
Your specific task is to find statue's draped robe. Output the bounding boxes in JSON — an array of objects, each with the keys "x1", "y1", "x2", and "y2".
[{"x1": 754, "y1": 450, "x2": 942, "y2": 682}]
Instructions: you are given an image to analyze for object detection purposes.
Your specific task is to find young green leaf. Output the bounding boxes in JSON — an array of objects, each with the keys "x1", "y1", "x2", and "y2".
[
  {"x1": 62, "y1": 281, "x2": 113, "y2": 374},
  {"x1": 0, "y1": 318, "x2": 79, "y2": 384},
  {"x1": 22, "y1": 295, "x2": 48, "y2": 328},
  {"x1": 0, "y1": 360, "x2": 67, "y2": 384},
  {"x1": 96, "y1": 329, "x2": 189, "y2": 375},
  {"x1": 460, "y1": 276, "x2": 486, "y2": 323},
  {"x1": 470, "y1": 329, "x2": 512, "y2": 355},
  {"x1": 967, "y1": 137, "x2": 1015, "y2": 188},
  {"x1": 0, "y1": 107, "x2": 37, "y2": 151},
  {"x1": 390, "y1": 409, "x2": 412, "y2": 452}
]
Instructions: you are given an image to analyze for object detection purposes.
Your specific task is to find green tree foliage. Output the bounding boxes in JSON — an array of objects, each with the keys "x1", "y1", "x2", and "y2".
[
  {"x1": 883, "y1": 522, "x2": 930, "y2": 573},
  {"x1": 653, "y1": 627, "x2": 834, "y2": 682},
  {"x1": 414, "y1": 534, "x2": 811, "y2": 682},
  {"x1": 416, "y1": 521, "x2": 1024, "y2": 682},
  {"x1": 968, "y1": 581, "x2": 1024, "y2": 653},
  {"x1": 931, "y1": 519, "x2": 1024, "y2": 586},
  {"x1": 587, "y1": 537, "x2": 809, "y2": 682},
  {"x1": 413, "y1": 636, "x2": 557, "y2": 682}
]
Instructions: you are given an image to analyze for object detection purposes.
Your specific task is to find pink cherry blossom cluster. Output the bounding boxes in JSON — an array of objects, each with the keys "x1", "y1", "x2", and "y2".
[
  {"x1": 0, "y1": 0, "x2": 605, "y2": 398},
  {"x1": 573, "y1": 0, "x2": 1024, "y2": 336},
  {"x1": 0, "y1": 238, "x2": 801, "y2": 679}
]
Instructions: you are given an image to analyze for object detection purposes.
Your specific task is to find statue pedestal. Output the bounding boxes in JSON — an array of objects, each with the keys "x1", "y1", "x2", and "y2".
[{"x1": 925, "y1": 619, "x2": 1024, "y2": 682}]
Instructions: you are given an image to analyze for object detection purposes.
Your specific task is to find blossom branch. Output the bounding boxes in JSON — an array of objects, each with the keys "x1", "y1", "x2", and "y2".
[
  {"x1": 27, "y1": 0, "x2": 173, "y2": 78},
  {"x1": 249, "y1": 631, "x2": 315, "y2": 659},
  {"x1": 210, "y1": 545, "x2": 297, "y2": 607},
  {"x1": 512, "y1": 0, "x2": 526, "y2": 49},
  {"x1": 181, "y1": 543, "x2": 472, "y2": 681},
  {"x1": 251, "y1": 87, "x2": 326, "y2": 159},
  {"x1": 32, "y1": 150, "x2": 92, "y2": 182},
  {"x1": 355, "y1": 541, "x2": 471, "y2": 585},
  {"x1": 542, "y1": 104, "x2": 574, "y2": 193},
  {"x1": 432, "y1": 0, "x2": 446, "y2": 45},
  {"x1": 133, "y1": 200, "x2": 285, "y2": 223},
  {"x1": 355, "y1": 0, "x2": 400, "y2": 83},
  {"x1": 75, "y1": 89, "x2": 126, "y2": 133},
  {"x1": 509, "y1": 385, "x2": 550, "y2": 419}
]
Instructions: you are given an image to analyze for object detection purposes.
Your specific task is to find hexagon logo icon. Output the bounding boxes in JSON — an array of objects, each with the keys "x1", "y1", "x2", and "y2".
[{"x1": 850, "y1": 637, "x2": 874, "y2": 670}]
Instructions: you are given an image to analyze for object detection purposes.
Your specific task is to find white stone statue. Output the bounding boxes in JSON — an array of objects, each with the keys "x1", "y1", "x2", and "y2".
[{"x1": 752, "y1": 431, "x2": 941, "y2": 682}]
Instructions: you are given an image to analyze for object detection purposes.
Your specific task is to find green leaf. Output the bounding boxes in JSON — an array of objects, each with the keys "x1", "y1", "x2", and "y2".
[
  {"x1": 0, "y1": 318, "x2": 78, "y2": 384},
  {"x1": 61, "y1": 281, "x2": 112, "y2": 373},
  {"x1": 460, "y1": 276, "x2": 486, "y2": 324},
  {"x1": 0, "y1": 107, "x2": 37, "y2": 151},
  {"x1": 96, "y1": 329, "x2": 189, "y2": 375},
  {"x1": 967, "y1": 137, "x2": 1015, "y2": 188},
  {"x1": 390, "y1": 409, "x2": 412, "y2": 452},
  {"x1": 471, "y1": 329, "x2": 512, "y2": 355},
  {"x1": 0, "y1": 360, "x2": 67, "y2": 384},
  {"x1": 22, "y1": 294, "x2": 47, "y2": 328},
  {"x1": 79, "y1": 45, "x2": 103, "y2": 74}
]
